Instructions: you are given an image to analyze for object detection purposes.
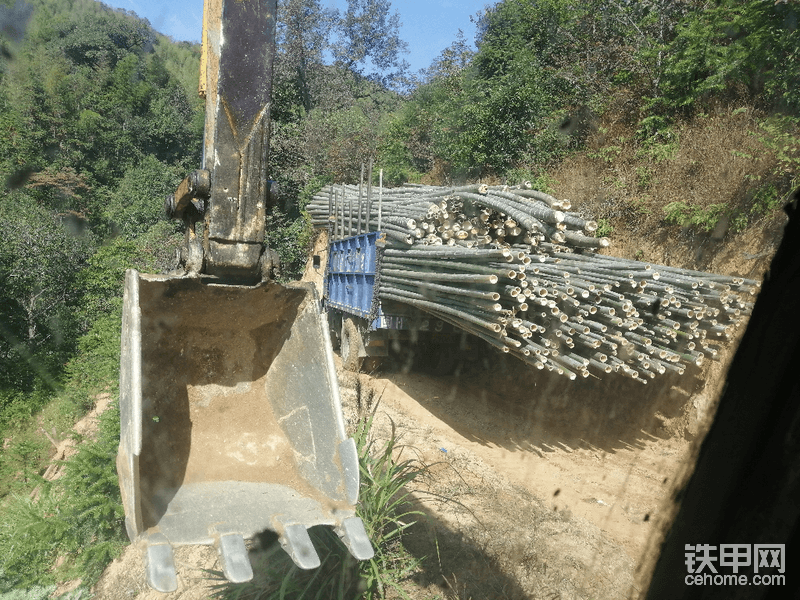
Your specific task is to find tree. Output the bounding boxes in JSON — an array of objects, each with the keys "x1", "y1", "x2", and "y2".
[
  {"x1": 276, "y1": 0, "x2": 338, "y2": 115},
  {"x1": 332, "y1": 0, "x2": 410, "y2": 91},
  {"x1": 0, "y1": 191, "x2": 94, "y2": 389},
  {"x1": 103, "y1": 155, "x2": 182, "y2": 240},
  {"x1": 421, "y1": 29, "x2": 474, "y2": 84},
  {"x1": 656, "y1": 0, "x2": 800, "y2": 113}
]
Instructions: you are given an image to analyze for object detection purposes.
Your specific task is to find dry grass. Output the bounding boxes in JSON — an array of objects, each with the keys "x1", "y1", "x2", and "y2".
[{"x1": 550, "y1": 103, "x2": 791, "y2": 274}]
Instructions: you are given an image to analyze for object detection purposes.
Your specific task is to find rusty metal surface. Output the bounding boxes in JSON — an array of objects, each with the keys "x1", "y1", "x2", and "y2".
[
  {"x1": 198, "y1": 0, "x2": 210, "y2": 98},
  {"x1": 168, "y1": 170, "x2": 210, "y2": 220},
  {"x1": 201, "y1": 0, "x2": 222, "y2": 167}
]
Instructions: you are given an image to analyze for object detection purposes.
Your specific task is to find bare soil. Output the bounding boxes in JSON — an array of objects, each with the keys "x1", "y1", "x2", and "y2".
[
  {"x1": 550, "y1": 104, "x2": 787, "y2": 282},
  {"x1": 93, "y1": 542, "x2": 220, "y2": 600},
  {"x1": 332, "y1": 334, "x2": 736, "y2": 600}
]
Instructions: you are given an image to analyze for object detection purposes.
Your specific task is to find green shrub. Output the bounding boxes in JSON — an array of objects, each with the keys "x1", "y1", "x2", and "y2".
[
  {"x1": 299, "y1": 176, "x2": 334, "y2": 212},
  {"x1": 57, "y1": 402, "x2": 125, "y2": 583},
  {"x1": 753, "y1": 115, "x2": 800, "y2": 178},
  {"x1": 0, "y1": 487, "x2": 69, "y2": 591},
  {"x1": 663, "y1": 201, "x2": 727, "y2": 233},
  {"x1": 103, "y1": 156, "x2": 183, "y2": 240},
  {"x1": 351, "y1": 414, "x2": 425, "y2": 599},
  {"x1": 61, "y1": 306, "x2": 122, "y2": 412},
  {"x1": 0, "y1": 402, "x2": 125, "y2": 592},
  {"x1": 751, "y1": 183, "x2": 782, "y2": 216},
  {"x1": 264, "y1": 208, "x2": 314, "y2": 282},
  {"x1": 503, "y1": 169, "x2": 558, "y2": 195},
  {"x1": 595, "y1": 218, "x2": 614, "y2": 238},
  {"x1": 587, "y1": 145, "x2": 622, "y2": 164},
  {"x1": 0, "y1": 585, "x2": 56, "y2": 600},
  {"x1": 656, "y1": 1, "x2": 800, "y2": 113}
]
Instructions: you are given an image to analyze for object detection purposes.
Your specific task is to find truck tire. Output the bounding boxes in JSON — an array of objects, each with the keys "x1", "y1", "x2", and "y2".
[
  {"x1": 341, "y1": 317, "x2": 363, "y2": 372},
  {"x1": 328, "y1": 312, "x2": 342, "y2": 351},
  {"x1": 430, "y1": 344, "x2": 458, "y2": 375}
]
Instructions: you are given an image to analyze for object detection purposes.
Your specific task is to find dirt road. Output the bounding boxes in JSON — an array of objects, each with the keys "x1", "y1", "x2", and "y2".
[{"x1": 334, "y1": 346, "x2": 726, "y2": 599}]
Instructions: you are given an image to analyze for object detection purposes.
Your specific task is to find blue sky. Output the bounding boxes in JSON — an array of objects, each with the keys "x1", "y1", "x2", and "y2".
[{"x1": 100, "y1": 0, "x2": 491, "y2": 74}]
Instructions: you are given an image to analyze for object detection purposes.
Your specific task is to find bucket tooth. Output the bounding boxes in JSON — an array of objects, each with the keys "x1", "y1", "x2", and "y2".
[
  {"x1": 217, "y1": 533, "x2": 253, "y2": 583},
  {"x1": 280, "y1": 523, "x2": 321, "y2": 570},
  {"x1": 337, "y1": 516, "x2": 375, "y2": 561},
  {"x1": 145, "y1": 533, "x2": 178, "y2": 593}
]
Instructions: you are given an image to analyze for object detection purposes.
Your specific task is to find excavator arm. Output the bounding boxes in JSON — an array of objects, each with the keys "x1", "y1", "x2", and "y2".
[
  {"x1": 117, "y1": 0, "x2": 374, "y2": 592},
  {"x1": 167, "y1": 0, "x2": 274, "y2": 282}
]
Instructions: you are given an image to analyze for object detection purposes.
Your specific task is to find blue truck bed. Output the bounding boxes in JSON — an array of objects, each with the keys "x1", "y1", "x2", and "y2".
[
  {"x1": 325, "y1": 232, "x2": 381, "y2": 320},
  {"x1": 325, "y1": 232, "x2": 453, "y2": 333}
]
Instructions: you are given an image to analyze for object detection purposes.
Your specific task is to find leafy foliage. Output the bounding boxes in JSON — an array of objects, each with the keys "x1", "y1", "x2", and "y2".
[
  {"x1": 0, "y1": 402, "x2": 125, "y2": 592},
  {"x1": 276, "y1": 0, "x2": 338, "y2": 115},
  {"x1": 753, "y1": 114, "x2": 800, "y2": 179},
  {"x1": 103, "y1": 155, "x2": 182, "y2": 240},
  {"x1": 663, "y1": 201, "x2": 727, "y2": 232},
  {"x1": 264, "y1": 207, "x2": 313, "y2": 281},
  {"x1": 656, "y1": 0, "x2": 800, "y2": 113},
  {"x1": 0, "y1": 0, "x2": 200, "y2": 410},
  {"x1": 332, "y1": 0, "x2": 410, "y2": 91},
  {"x1": 0, "y1": 192, "x2": 93, "y2": 394},
  {"x1": 378, "y1": 0, "x2": 659, "y2": 180},
  {"x1": 57, "y1": 402, "x2": 125, "y2": 582},
  {"x1": 351, "y1": 413, "x2": 425, "y2": 598},
  {"x1": 0, "y1": 2, "x2": 200, "y2": 590},
  {"x1": 379, "y1": 0, "x2": 799, "y2": 184},
  {"x1": 0, "y1": 586, "x2": 55, "y2": 600}
]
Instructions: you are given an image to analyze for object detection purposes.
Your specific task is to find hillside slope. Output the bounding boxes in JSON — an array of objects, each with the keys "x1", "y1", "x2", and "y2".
[{"x1": 550, "y1": 104, "x2": 789, "y2": 281}]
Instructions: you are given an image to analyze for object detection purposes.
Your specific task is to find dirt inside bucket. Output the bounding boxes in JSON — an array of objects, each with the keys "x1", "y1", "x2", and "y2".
[{"x1": 135, "y1": 278, "x2": 324, "y2": 529}]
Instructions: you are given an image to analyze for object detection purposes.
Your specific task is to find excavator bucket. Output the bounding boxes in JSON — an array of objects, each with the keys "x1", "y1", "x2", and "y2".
[{"x1": 117, "y1": 271, "x2": 373, "y2": 592}]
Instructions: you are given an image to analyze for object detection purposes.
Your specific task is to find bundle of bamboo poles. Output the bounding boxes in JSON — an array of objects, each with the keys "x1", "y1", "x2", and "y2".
[
  {"x1": 306, "y1": 182, "x2": 758, "y2": 382},
  {"x1": 307, "y1": 182, "x2": 607, "y2": 250}
]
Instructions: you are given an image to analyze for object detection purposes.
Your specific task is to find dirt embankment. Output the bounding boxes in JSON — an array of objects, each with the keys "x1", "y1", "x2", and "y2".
[{"x1": 550, "y1": 104, "x2": 787, "y2": 281}]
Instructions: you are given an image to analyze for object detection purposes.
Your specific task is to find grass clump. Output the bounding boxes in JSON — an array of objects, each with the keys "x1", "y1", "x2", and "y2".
[
  {"x1": 212, "y1": 408, "x2": 426, "y2": 599},
  {"x1": 0, "y1": 402, "x2": 126, "y2": 594},
  {"x1": 0, "y1": 586, "x2": 56, "y2": 600},
  {"x1": 663, "y1": 201, "x2": 728, "y2": 233}
]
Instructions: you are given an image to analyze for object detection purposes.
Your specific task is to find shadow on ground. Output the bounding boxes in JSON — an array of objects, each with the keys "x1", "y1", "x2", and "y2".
[
  {"x1": 371, "y1": 342, "x2": 717, "y2": 457},
  {"x1": 399, "y1": 481, "x2": 635, "y2": 600}
]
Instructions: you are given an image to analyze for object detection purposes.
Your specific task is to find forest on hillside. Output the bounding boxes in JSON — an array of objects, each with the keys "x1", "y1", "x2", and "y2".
[{"x1": 0, "y1": 0, "x2": 798, "y2": 594}]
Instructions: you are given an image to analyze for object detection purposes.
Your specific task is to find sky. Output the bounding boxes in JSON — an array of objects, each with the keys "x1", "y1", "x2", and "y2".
[{"x1": 100, "y1": 0, "x2": 491, "y2": 75}]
